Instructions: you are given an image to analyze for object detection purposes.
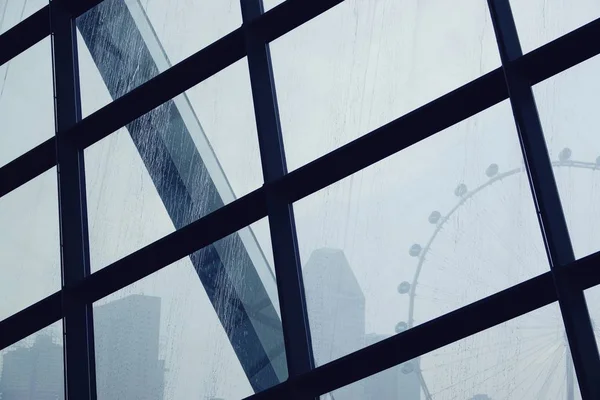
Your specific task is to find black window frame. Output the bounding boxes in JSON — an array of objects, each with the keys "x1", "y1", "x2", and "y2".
[{"x1": 1, "y1": 0, "x2": 600, "y2": 399}]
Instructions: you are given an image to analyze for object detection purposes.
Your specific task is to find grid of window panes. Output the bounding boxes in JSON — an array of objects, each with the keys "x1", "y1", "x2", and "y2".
[{"x1": 1, "y1": 0, "x2": 600, "y2": 399}]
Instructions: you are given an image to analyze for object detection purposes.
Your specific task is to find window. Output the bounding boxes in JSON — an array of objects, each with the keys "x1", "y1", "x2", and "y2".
[{"x1": 1, "y1": 1, "x2": 600, "y2": 399}]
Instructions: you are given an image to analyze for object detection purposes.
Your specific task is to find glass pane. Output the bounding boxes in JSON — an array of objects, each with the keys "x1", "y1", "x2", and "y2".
[
  {"x1": 510, "y1": 0, "x2": 600, "y2": 54},
  {"x1": 0, "y1": 37, "x2": 53, "y2": 167},
  {"x1": 0, "y1": 168, "x2": 60, "y2": 321},
  {"x1": 0, "y1": 322, "x2": 64, "y2": 400},
  {"x1": 75, "y1": 0, "x2": 241, "y2": 114},
  {"x1": 325, "y1": 303, "x2": 581, "y2": 399},
  {"x1": 82, "y1": 56, "x2": 263, "y2": 270},
  {"x1": 263, "y1": 0, "x2": 285, "y2": 11},
  {"x1": 93, "y1": 219, "x2": 285, "y2": 399},
  {"x1": 533, "y1": 54, "x2": 600, "y2": 260},
  {"x1": 583, "y1": 285, "x2": 600, "y2": 364},
  {"x1": 295, "y1": 100, "x2": 549, "y2": 367},
  {"x1": 271, "y1": 0, "x2": 501, "y2": 171},
  {"x1": 0, "y1": 0, "x2": 48, "y2": 35}
]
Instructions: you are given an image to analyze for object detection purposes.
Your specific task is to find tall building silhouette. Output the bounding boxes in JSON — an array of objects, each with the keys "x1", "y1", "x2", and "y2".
[
  {"x1": 94, "y1": 294, "x2": 165, "y2": 400},
  {"x1": 0, "y1": 295, "x2": 164, "y2": 400},
  {"x1": 0, "y1": 335, "x2": 64, "y2": 400},
  {"x1": 303, "y1": 248, "x2": 365, "y2": 399},
  {"x1": 304, "y1": 248, "x2": 422, "y2": 399}
]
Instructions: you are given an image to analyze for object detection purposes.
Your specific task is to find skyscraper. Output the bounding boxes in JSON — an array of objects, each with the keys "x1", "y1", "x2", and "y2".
[
  {"x1": 0, "y1": 334, "x2": 64, "y2": 400},
  {"x1": 0, "y1": 295, "x2": 165, "y2": 400},
  {"x1": 303, "y1": 248, "x2": 365, "y2": 399},
  {"x1": 94, "y1": 294, "x2": 165, "y2": 400}
]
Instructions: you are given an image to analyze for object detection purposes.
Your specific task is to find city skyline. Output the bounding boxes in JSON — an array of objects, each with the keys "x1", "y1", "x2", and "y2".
[{"x1": 0, "y1": 294, "x2": 165, "y2": 400}]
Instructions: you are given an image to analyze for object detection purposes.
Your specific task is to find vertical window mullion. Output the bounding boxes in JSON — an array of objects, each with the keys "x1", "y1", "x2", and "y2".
[
  {"x1": 241, "y1": 0, "x2": 316, "y2": 387},
  {"x1": 487, "y1": 1, "x2": 600, "y2": 399},
  {"x1": 50, "y1": 1, "x2": 97, "y2": 399}
]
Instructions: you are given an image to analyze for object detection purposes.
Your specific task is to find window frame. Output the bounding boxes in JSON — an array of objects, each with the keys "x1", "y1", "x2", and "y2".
[{"x1": 1, "y1": 0, "x2": 600, "y2": 398}]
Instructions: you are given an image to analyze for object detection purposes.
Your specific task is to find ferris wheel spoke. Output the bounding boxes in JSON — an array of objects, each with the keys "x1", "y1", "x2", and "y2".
[
  {"x1": 508, "y1": 344, "x2": 564, "y2": 400},
  {"x1": 425, "y1": 247, "x2": 517, "y2": 289},
  {"x1": 499, "y1": 341, "x2": 562, "y2": 398},
  {"x1": 417, "y1": 262, "x2": 505, "y2": 296},
  {"x1": 428, "y1": 230, "x2": 519, "y2": 284},
  {"x1": 536, "y1": 347, "x2": 567, "y2": 400},
  {"x1": 424, "y1": 334, "x2": 560, "y2": 395},
  {"x1": 422, "y1": 333, "x2": 561, "y2": 378},
  {"x1": 474, "y1": 211, "x2": 546, "y2": 279},
  {"x1": 425, "y1": 323, "x2": 561, "y2": 358},
  {"x1": 554, "y1": 357, "x2": 569, "y2": 400},
  {"x1": 427, "y1": 341, "x2": 551, "y2": 399},
  {"x1": 443, "y1": 191, "x2": 544, "y2": 279},
  {"x1": 423, "y1": 349, "x2": 547, "y2": 383},
  {"x1": 424, "y1": 330, "x2": 561, "y2": 366}
]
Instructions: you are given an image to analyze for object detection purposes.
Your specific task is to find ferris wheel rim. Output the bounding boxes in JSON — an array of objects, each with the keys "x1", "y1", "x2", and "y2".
[{"x1": 401, "y1": 156, "x2": 600, "y2": 400}]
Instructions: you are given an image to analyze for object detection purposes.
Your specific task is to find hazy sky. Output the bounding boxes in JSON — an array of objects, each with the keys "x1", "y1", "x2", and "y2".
[{"x1": 2, "y1": 0, "x2": 600, "y2": 399}]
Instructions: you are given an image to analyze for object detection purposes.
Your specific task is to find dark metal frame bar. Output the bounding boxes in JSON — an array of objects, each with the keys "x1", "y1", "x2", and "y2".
[
  {"x1": 487, "y1": 1, "x2": 600, "y2": 399},
  {"x1": 49, "y1": 1, "x2": 97, "y2": 399},
  {"x1": 2, "y1": 0, "x2": 600, "y2": 399},
  {"x1": 241, "y1": 0, "x2": 315, "y2": 380}
]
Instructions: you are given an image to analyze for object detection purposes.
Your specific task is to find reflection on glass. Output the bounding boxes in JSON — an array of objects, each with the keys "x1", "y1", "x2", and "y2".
[
  {"x1": 0, "y1": 322, "x2": 64, "y2": 400},
  {"x1": 81, "y1": 56, "x2": 263, "y2": 270},
  {"x1": 295, "y1": 100, "x2": 550, "y2": 367},
  {"x1": 0, "y1": 168, "x2": 60, "y2": 321},
  {"x1": 270, "y1": 0, "x2": 501, "y2": 170},
  {"x1": 0, "y1": 37, "x2": 53, "y2": 167},
  {"x1": 510, "y1": 0, "x2": 600, "y2": 54},
  {"x1": 533, "y1": 54, "x2": 600, "y2": 260},
  {"x1": 0, "y1": 0, "x2": 48, "y2": 35},
  {"x1": 324, "y1": 304, "x2": 581, "y2": 399},
  {"x1": 93, "y1": 219, "x2": 285, "y2": 399},
  {"x1": 76, "y1": 0, "x2": 241, "y2": 113}
]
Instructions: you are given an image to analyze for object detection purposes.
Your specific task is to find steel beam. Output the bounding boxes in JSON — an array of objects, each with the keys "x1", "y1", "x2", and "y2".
[{"x1": 75, "y1": 0, "x2": 285, "y2": 390}]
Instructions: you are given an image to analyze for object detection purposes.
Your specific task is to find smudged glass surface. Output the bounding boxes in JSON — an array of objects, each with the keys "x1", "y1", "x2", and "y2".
[
  {"x1": 533, "y1": 54, "x2": 600, "y2": 260},
  {"x1": 0, "y1": 168, "x2": 60, "y2": 321},
  {"x1": 80, "y1": 55, "x2": 263, "y2": 270},
  {"x1": 0, "y1": 37, "x2": 53, "y2": 167},
  {"x1": 510, "y1": 0, "x2": 600, "y2": 54},
  {"x1": 583, "y1": 286, "x2": 600, "y2": 364},
  {"x1": 323, "y1": 304, "x2": 581, "y2": 400},
  {"x1": 0, "y1": 0, "x2": 48, "y2": 35},
  {"x1": 294, "y1": 101, "x2": 550, "y2": 369},
  {"x1": 92, "y1": 219, "x2": 285, "y2": 399},
  {"x1": 75, "y1": 0, "x2": 242, "y2": 115},
  {"x1": 271, "y1": 0, "x2": 501, "y2": 171}
]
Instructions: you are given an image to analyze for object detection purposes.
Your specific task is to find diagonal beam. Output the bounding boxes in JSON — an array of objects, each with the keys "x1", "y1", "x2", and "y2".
[{"x1": 76, "y1": 0, "x2": 285, "y2": 390}]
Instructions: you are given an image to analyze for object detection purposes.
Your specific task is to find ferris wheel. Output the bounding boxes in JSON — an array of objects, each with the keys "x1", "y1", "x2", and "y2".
[{"x1": 396, "y1": 148, "x2": 600, "y2": 400}]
